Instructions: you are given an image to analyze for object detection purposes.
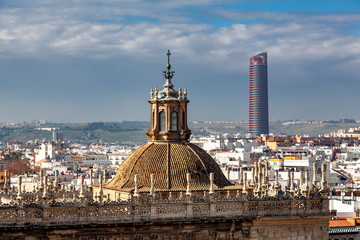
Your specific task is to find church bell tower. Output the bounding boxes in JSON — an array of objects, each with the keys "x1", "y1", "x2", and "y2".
[{"x1": 146, "y1": 50, "x2": 191, "y2": 141}]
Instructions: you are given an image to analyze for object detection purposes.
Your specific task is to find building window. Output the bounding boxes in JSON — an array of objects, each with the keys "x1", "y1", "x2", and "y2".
[
  {"x1": 159, "y1": 111, "x2": 166, "y2": 131},
  {"x1": 182, "y1": 111, "x2": 185, "y2": 128},
  {"x1": 171, "y1": 112, "x2": 178, "y2": 131},
  {"x1": 152, "y1": 111, "x2": 155, "y2": 128}
]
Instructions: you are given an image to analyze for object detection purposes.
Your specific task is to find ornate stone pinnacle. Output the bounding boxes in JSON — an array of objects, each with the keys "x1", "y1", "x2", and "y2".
[
  {"x1": 4, "y1": 170, "x2": 9, "y2": 192},
  {"x1": 17, "y1": 176, "x2": 22, "y2": 201},
  {"x1": 150, "y1": 174, "x2": 155, "y2": 196},
  {"x1": 39, "y1": 170, "x2": 44, "y2": 191},
  {"x1": 303, "y1": 171, "x2": 310, "y2": 197},
  {"x1": 274, "y1": 170, "x2": 279, "y2": 191},
  {"x1": 320, "y1": 163, "x2": 328, "y2": 194},
  {"x1": 150, "y1": 88, "x2": 154, "y2": 100},
  {"x1": 313, "y1": 162, "x2": 317, "y2": 186},
  {"x1": 209, "y1": 172, "x2": 214, "y2": 195},
  {"x1": 240, "y1": 167, "x2": 244, "y2": 185},
  {"x1": 166, "y1": 86, "x2": 170, "y2": 99},
  {"x1": 42, "y1": 176, "x2": 48, "y2": 199},
  {"x1": 89, "y1": 169, "x2": 93, "y2": 190},
  {"x1": 134, "y1": 174, "x2": 139, "y2": 197},
  {"x1": 186, "y1": 173, "x2": 191, "y2": 196},
  {"x1": 243, "y1": 173, "x2": 248, "y2": 195},
  {"x1": 290, "y1": 171, "x2": 295, "y2": 195},
  {"x1": 251, "y1": 167, "x2": 255, "y2": 186},
  {"x1": 79, "y1": 175, "x2": 85, "y2": 199},
  {"x1": 103, "y1": 169, "x2": 107, "y2": 182},
  {"x1": 155, "y1": 87, "x2": 159, "y2": 100},
  {"x1": 54, "y1": 170, "x2": 60, "y2": 191}
]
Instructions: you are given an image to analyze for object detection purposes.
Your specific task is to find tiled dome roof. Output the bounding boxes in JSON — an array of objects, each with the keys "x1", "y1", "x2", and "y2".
[{"x1": 104, "y1": 142, "x2": 232, "y2": 192}]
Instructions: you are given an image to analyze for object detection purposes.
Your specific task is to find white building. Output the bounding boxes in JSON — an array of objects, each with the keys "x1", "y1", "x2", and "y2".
[{"x1": 35, "y1": 142, "x2": 55, "y2": 162}]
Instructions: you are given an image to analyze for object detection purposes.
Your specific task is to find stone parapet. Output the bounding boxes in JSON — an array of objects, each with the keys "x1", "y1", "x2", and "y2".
[{"x1": 0, "y1": 197, "x2": 328, "y2": 228}]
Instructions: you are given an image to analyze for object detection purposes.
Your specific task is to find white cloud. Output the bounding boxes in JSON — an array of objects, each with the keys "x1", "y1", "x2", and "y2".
[
  {"x1": 1, "y1": 0, "x2": 359, "y2": 63},
  {"x1": 0, "y1": 0, "x2": 360, "y2": 121}
]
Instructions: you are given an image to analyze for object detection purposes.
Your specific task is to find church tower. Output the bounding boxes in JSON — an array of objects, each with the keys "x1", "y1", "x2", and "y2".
[{"x1": 146, "y1": 50, "x2": 191, "y2": 141}]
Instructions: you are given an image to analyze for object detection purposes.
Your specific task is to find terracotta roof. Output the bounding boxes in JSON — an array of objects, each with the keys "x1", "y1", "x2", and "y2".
[
  {"x1": 329, "y1": 219, "x2": 356, "y2": 227},
  {"x1": 85, "y1": 154, "x2": 106, "y2": 158},
  {"x1": 209, "y1": 149, "x2": 231, "y2": 152},
  {"x1": 103, "y1": 142, "x2": 232, "y2": 192},
  {"x1": 35, "y1": 159, "x2": 48, "y2": 164}
]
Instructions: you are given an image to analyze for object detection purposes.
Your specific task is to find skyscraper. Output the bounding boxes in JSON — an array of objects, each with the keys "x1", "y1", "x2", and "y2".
[{"x1": 248, "y1": 52, "x2": 269, "y2": 135}]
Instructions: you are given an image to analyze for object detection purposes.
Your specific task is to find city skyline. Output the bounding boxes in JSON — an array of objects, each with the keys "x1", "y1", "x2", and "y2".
[{"x1": 0, "y1": 0, "x2": 360, "y2": 123}]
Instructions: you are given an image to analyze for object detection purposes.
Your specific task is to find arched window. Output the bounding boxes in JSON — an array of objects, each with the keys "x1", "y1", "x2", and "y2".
[
  {"x1": 182, "y1": 111, "x2": 186, "y2": 129},
  {"x1": 171, "y1": 112, "x2": 178, "y2": 131},
  {"x1": 159, "y1": 111, "x2": 166, "y2": 131},
  {"x1": 152, "y1": 111, "x2": 155, "y2": 128}
]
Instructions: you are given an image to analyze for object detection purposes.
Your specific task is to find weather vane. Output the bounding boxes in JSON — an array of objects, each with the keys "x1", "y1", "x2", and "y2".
[
  {"x1": 167, "y1": 50, "x2": 171, "y2": 66},
  {"x1": 163, "y1": 50, "x2": 175, "y2": 81}
]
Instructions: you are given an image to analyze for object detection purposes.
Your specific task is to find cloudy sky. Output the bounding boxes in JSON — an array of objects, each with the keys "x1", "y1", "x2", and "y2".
[{"x1": 0, "y1": 0, "x2": 359, "y2": 123}]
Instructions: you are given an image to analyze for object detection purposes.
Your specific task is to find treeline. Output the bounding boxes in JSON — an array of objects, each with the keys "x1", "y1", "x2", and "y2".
[
  {"x1": 83, "y1": 121, "x2": 149, "y2": 132},
  {"x1": 323, "y1": 119, "x2": 357, "y2": 124}
]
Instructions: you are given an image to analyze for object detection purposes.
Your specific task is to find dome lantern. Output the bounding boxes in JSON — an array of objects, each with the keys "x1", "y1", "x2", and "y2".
[{"x1": 146, "y1": 50, "x2": 191, "y2": 141}]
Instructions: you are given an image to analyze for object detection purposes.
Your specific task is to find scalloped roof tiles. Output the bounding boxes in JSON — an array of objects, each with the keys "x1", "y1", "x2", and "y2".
[{"x1": 103, "y1": 142, "x2": 232, "y2": 192}]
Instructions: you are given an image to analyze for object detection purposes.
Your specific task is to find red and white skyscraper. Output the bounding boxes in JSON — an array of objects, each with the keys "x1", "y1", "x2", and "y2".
[{"x1": 248, "y1": 52, "x2": 269, "y2": 135}]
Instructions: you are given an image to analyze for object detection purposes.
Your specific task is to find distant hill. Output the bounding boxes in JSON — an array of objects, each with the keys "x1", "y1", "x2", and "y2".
[
  {"x1": 0, "y1": 122, "x2": 149, "y2": 144},
  {"x1": 0, "y1": 121, "x2": 358, "y2": 144},
  {"x1": 190, "y1": 121, "x2": 359, "y2": 137}
]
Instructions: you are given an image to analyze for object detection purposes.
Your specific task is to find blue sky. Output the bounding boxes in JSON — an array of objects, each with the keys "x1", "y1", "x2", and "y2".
[{"x1": 0, "y1": 0, "x2": 359, "y2": 123}]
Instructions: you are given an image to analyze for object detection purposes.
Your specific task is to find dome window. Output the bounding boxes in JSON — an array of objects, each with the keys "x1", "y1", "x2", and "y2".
[
  {"x1": 171, "y1": 112, "x2": 178, "y2": 131},
  {"x1": 159, "y1": 111, "x2": 166, "y2": 131}
]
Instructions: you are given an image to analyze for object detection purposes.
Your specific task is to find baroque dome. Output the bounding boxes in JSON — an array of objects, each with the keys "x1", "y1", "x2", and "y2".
[
  {"x1": 104, "y1": 142, "x2": 232, "y2": 192},
  {"x1": 98, "y1": 51, "x2": 233, "y2": 197}
]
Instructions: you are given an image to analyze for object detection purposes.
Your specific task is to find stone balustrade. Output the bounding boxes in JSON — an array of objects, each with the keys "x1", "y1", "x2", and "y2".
[{"x1": 0, "y1": 196, "x2": 328, "y2": 227}]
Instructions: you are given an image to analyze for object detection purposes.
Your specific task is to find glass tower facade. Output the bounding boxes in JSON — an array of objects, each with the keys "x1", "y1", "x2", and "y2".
[{"x1": 248, "y1": 52, "x2": 269, "y2": 135}]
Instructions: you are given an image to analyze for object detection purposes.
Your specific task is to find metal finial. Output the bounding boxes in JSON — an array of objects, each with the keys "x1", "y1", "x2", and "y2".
[
  {"x1": 163, "y1": 50, "x2": 175, "y2": 81},
  {"x1": 167, "y1": 50, "x2": 171, "y2": 68}
]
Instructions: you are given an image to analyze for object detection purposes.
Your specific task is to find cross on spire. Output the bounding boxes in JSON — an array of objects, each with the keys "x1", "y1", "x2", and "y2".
[
  {"x1": 163, "y1": 50, "x2": 175, "y2": 81},
  {"x1": 167, "y1": 50, "x2": 171, "y2": 65}
]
